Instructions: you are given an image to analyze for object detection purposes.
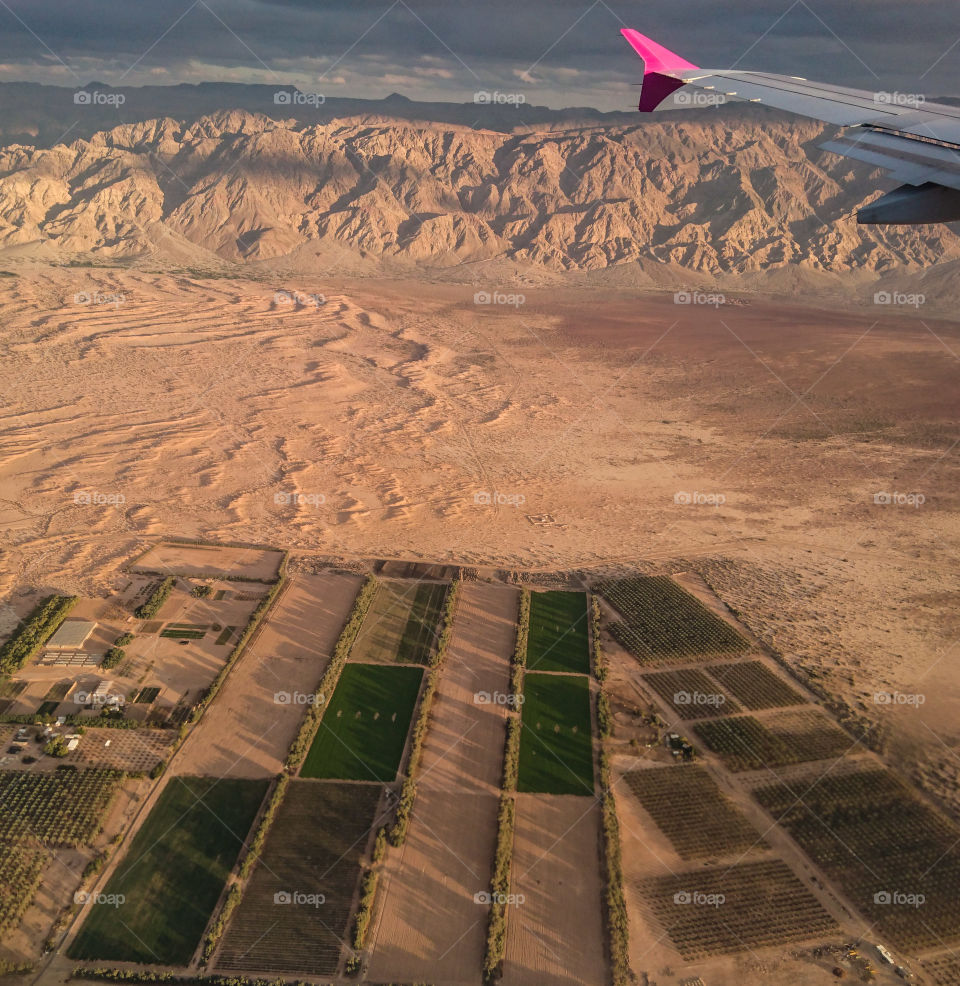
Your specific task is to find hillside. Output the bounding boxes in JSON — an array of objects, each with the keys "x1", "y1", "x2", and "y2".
[{"x1": 0, "y1": 106, "x2": 955, "y2": 278}]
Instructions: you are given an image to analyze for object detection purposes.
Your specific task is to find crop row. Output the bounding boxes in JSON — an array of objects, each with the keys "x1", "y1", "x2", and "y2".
[
  {"x1": 596, "y1": 576, "x2": 748, "y2": 664},
  {"x1": 623, "y1": 765, "x2": 765, "y2": 859}
]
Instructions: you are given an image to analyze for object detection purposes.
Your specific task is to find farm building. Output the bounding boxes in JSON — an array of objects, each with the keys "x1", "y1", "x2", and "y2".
[{"x1": 46, "y1": 619, "x2": 96, "y2": 649}]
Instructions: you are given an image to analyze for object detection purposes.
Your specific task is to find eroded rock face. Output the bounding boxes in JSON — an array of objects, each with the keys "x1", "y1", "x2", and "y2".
[{"x1": 0, "y1": 109, "x2": 955, "y2": 272}]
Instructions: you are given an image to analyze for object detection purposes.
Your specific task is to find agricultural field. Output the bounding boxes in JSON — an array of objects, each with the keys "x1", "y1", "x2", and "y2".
[
  {"x1": 622, "y1": 766, "x2": 765, "y2": 859},
  {"x1": 755, "y1": 768, "x2": 960, "y2": 952},
  {"x1": 705, "y1": 660, "x2": 807, "y2": 709},
  {"x1": 641, "y1": 668, "x2": 739, "y2": 719},
  {"x1": 350, "y1": 580, "x2": 448, "y2": 665},
  {"x1": 525, "y1": 590, "x2": 590, "y2": 674},
  {"x1": 923, "y1": 954, "x2": 960, "y2": 986},
  {"x1": 517, "y1": 672, "x2": 594, "y2": 795},
  {"x1": 638, "y1": 859, "x2": 838, "y2": 959},
  {"x1": 0, "y1": 767, "x2": 124, "y2": 846},
  {"x1": 596, "y1": 575, "x2": 748, "y2": 664},
  {"x1": 216, "y1": 780, "x2": 384, "y2": 976},
  {"x1": 0, "y1": 842, "x2": 46, "y2": 935},
  {"x1": 367, "y1": 583, "x2": 517, "y2": 984},
  {"x1": 502, "y1": 794, "x2": 607, "y2": 986},
  {"x1": 693, "y1": 709, "x2": 851, "y2": 771},
  {"x1": 67, "y1": 728, "x2": 174, "y2": 773},
  {"x1": 174, "y1": 572, "x2": 364, "y2": 779},
  {"x1": 300, "y1": 663, "x2": 423, "y2": 782},
  {"x1": 69, "y1": 776, "x2": 267, "y2": 965}
]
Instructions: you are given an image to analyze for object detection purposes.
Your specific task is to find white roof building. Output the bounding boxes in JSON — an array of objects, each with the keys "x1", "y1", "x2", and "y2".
[{"x1": 46, "y1": 620, "x2": 96, "y2": 650}]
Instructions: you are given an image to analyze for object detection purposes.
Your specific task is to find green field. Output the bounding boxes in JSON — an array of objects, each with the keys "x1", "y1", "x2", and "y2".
[
  {"x1": 69, "y1": 776, "x2": 268, "y2": 965},
  {"x1": 526, "y1": 591, "x2": 590, "y2": 674},
  {"x1": 518, "y1": 672, "x2": 594, "y2": 795},
  {"x1": 350, "y1": 580, "x2": 448, "y2": 665},
  {"x1": 300, "y1": 664, "x2": 423, "y2": 781}
]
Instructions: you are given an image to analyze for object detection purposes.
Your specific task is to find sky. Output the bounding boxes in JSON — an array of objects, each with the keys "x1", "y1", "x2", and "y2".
[{"x1": 0, "y1": 0, "x2": 956, "y2": 110}]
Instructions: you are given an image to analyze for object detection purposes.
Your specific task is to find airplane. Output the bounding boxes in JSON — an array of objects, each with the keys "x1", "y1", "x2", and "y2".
[{"x1": 621, "y1": 29, "x2": 960, "y2": 224}]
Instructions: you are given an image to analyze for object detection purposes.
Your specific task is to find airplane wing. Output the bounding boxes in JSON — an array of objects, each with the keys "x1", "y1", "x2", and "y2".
[{"x1": 621, "y1": 28, "x2": 960, "y2": 224}]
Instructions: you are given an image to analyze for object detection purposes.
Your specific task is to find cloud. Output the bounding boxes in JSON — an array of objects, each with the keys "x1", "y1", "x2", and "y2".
[{"x1": 0, "y1": 0, "x2": 954, "y2": 109}]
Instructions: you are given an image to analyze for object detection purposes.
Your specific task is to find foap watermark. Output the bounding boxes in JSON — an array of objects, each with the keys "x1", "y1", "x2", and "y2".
[
  {"x1": 674, "y1": 290, "x2": 725, "y2": 308},
  {"x1": 73, "y1": 491, "x2": 126, "y2": 507},
  {"x1": 273, "y1": 890, "x2": 325, "y2": 907},
  {"x1": 74, "y1": 90, "x2": 125, "y2": 107},
  {"x1": 75, "y1": 691, "x2": 125, "y2": 707},
  {"x1": 473, "y1": 90, "x2": 526, "y2": 106},
  {"x1": 274, "y1": 491, "x2": 326, "y2": 507},
  {"x1": 673, "y1": 690, "x2": 726, "y2": 709},
  {"x1": 674, "y1": 890, "x2": 725, "y2": 907},
  {"x1": 474, "y1": 490, "x2": 526, "y2": 508},
  {"x1": 274, "y1": 90, "x2": 325, "y2": 106},
  {"x1": 675, "y1": 90, "x2": 727, "y2": 107},
  {"x1": 473, "y1": 289, "x2": 525, "y2": 308},
  {"x1": 874, "y1": 290, "x2": 925, "y2": 309},
  {"x1": 475, "y1": 690, "x2": 524, "y2": 707},
  {"x1": 274, "y1": 289, "x2": 325, "y2": 308},
  {"x1": 274, "y1": 690, "x2": 324, "y2": 706},
  {"x1": 874, "y1": 91, "x2": 925, "y2": 108},
  {"x1": 474, "y1": 890, "x2": 525, "y2": 906},
  {"x1": 75, "y1": 891, "x2": 124, "y2": 907},
  {"x1": 74, "y1": 291, "x2": 125, "y2": 308},
  {"x1": 874, "y1": 890, "x2": 925, "y2": 908},
  {"x1": 674, "y1": 491, "x2": 726, "y2": 507},
  {"x1": 874, "y1": 691, "x2": 925, "y2": 707},
  {"x1": 873, "y1": 491, "x2": 925, "y2": 508}
]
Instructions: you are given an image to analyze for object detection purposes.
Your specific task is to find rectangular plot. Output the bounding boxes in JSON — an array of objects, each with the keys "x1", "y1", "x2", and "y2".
[
  {"x1": 502, "y1": 795, "x2": 606, "y2": 986},
  {"x1": 694, "y1": 709, "x2": 851, "y2": 772},
  {"x1": 69, "y1": 776, "x2": 268, "y2": 965},
  {"x1": 642, "y1": 668, "x2": 739, "y2": 719},
  {"x1": 755, "y1": 768, "x2": 960, "y2": 952},
  {"x1": 217, "y1": 780, "x2": 384, "y2": 977},
  {"x1": 622, "y1": 766, "x2": 765, "y2": 859},
  {"x1": 639, "y1": 859, "x2": 837, "y2": 959},
  {"x1": 300, "y1": 663, "x2": 423, "y2": 782},
  {"x1": 526, "y1": 590, "x2": 590, "y2": 674},
  {"x1": 518, "y1": 672, "x2": 594, "y2": 795},
  {"x1": 351, "y1": 580, "x2": 448, "y2": 665},
  {"x1": 705, "y1": 660, "x2": 806, "y2": 710},
  {"x1": 596, "y1": 576, "x2": 748, "y2": 664},
  {"x1": 0, "y1": 767, "x2": 124, "y2": 847}
]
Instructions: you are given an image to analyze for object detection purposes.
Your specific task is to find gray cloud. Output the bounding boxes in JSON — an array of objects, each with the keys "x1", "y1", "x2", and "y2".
[{"x1": 0, "y1": 0, "x2": 956, "y2": 109}]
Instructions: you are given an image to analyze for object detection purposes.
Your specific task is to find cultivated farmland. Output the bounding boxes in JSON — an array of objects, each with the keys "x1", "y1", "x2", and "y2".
[
  {"x1": 216, "y1": 780, "x2": 384, "y2": 976},
  {"x1": 622, "y1": 766, "x2": 765, "y2": 859},
  {"x1": 69, "y1": 776, "x2": 267, "y2": 965},
  {"x1": 705, "y1": 659, "x2": 807, "y2": 709},
  {"x1": 0, "y1": 767, "x2": 123, "y2": 847},
  {"x1": 596, "y1": 575, "x2": 748, "y2": 664},
  {"x1": 518, "y1": 672, "x2": 594, "y2": 795},
  {"x1": 300, "y1": 663, "x2": 423, "y2": 781},
  {"x1": 526, "y1": 590, "x2": 590, "y2": 674},
  {"x1": 350, "y1": 579, "x2": 449, "y2": 665},
  {"x1": 173, "y1": 572, "x2": 364, "y2": 779},
  {"x1": 0, "y1": 842, "x2": 46, "y2": 935},
  {"x1": 638, "y1": 859, "x2": 838, "y2": 958},
  {"x1": 502, "y1": 794, "x2": 607, "y2": 985},
  {"x1": 642, "y1": 667, "x2": 739, "y2": 719},
  {"x1": 755, "y1": 768, "x2": 960, "y2": 951},
  {"x1": 694, "y1": 709, "x2": 852, "y2": 771},
  {"x1": 368, "y1": 583, "x2": 517, "y2": 984}
]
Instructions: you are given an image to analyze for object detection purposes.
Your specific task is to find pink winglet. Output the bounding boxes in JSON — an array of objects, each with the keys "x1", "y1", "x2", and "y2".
[{"x1": 620, "y1": 29, "x2": 698, "y2": 74}]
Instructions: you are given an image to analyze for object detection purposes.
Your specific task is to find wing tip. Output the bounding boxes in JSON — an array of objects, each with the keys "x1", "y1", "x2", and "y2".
[{"x1": 620, "y1": 29, "x2": 698, "y2": 74}]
